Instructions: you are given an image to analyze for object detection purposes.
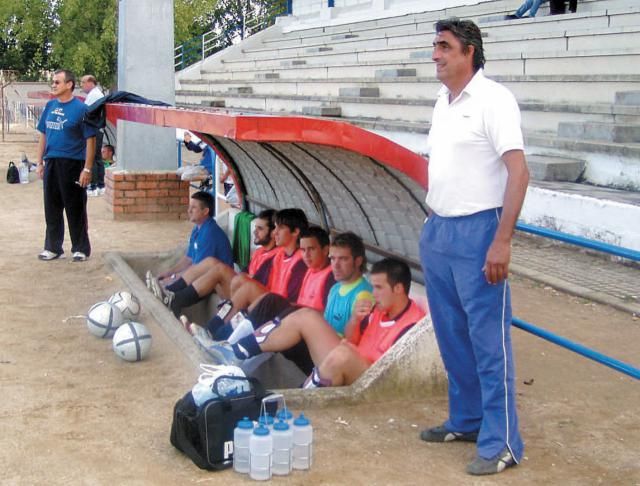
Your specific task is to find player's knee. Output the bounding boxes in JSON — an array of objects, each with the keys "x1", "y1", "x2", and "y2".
[{"x1": 322, "y1": 342, "x2": 352, "y2": 371}]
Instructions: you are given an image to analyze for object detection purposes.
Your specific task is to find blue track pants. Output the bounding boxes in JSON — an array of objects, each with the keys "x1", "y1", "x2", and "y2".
[{"x1": 419, "y1": 208, "x2": 524, "y2": 461}]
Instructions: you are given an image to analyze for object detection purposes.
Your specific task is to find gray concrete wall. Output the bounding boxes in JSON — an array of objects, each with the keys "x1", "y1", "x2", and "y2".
[{"x1": 117, "y1": 0, "x2": 176, "y2": 171}]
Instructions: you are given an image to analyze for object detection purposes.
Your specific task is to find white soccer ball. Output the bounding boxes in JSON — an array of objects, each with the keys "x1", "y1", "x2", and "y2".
[
  {"x1": 112, "y1": 321, "x2": 152, "y2": 362},
  {"x1": 108, "y1": 291, "x2": 141, "y2": 320},
  {"x1": 87, "y1": 301, "x2": 124, "y2": 338}
]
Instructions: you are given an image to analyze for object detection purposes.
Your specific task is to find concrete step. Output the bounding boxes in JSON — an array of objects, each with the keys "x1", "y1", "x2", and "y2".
[
  {"x1": 558, "y1": 121, "x2": 640, "y2": 143},
  {"x1": 301, "y1": 105, "x2": 342, "y2": 116},
  {"x1": 375, "y1": 68, "x2": 417, "y2": 78},
  {"x1": 527, "y1": 154, "x2": 586, "y2": 182},
  {"x1": 615, "y1": 90, "x2": 640, "y2": 105},
  {"x1": 254, "y1": 73, "x2": 280, "y2": 80},
  {"x1": 524, "y1": 132, "x2": 640, "y2": 189},
  {"x1": 338, "y1": 87, "x2": 380, "y2": 97},
  {"x1": 227, "y1": 86, "x2": 253, "y2": 94}
]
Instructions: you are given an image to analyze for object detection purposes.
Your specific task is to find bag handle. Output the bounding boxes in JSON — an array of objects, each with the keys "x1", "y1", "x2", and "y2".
[{"x1": 259, "y1": 393, "x2": 287, "y2": 424}]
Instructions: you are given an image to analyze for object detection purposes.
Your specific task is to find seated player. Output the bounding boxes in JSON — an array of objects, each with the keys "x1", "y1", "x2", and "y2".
[
  {"x1": 202, "y1": 208, "x2": 309, "y2": 333},
  {"x1": 155, "y1": 209, "x2": 277, "y2": 316},
  {"x1": 203, "y1": 258, "x2": 425, "y2": 387},
  {"x1": 147, "y1": 191, "x2": 232, "y2": 300}
]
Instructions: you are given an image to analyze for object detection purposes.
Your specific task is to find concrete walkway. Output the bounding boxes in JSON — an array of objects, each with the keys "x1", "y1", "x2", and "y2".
[{"x1": 512, "y1": 232, "x2": 640, "y2": 316}]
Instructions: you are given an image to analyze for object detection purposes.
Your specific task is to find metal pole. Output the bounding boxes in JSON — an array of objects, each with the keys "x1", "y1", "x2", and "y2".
[
  {"x1": 513, "y1": 317, "x2": 640, "y2": 380},
  {"x1": 1, "y1": 83, "x2": 5, "y2": 142},
  {"x1": 517, "y1": 222, "x2": 640, "y2": 262}
]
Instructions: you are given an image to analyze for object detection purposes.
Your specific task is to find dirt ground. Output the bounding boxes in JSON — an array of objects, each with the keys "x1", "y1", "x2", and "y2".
[{"x1": 0, "y1": 127, "x2": 638, "y2": 485}]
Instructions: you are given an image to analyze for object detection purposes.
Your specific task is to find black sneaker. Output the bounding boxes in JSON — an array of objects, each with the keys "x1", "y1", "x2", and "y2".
[
  {"x1": 505, "y1": 14, "x2": 519, "y2": 19},
  {"x1": 466, "y1": 448, "x2": 516, "y2": 475},
  {"x1": 420, "y1": 424, "x2": 479, "y2": 443}
]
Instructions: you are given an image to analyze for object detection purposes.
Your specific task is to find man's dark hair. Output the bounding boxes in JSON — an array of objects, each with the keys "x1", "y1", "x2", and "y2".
[
  {"x1": 191, "y1": 191, "x2": 214, "y2": 217},
  {"x1": 371, "y1": 258, "x2": 412, "y2": 295},
  {"x1": 274, "y1": 208, "x2": 308, "y2": 234},
  {"x1": 331, "y1": 231, "x2": 366, "y2": 273},
  {"x1": 435, "y1": 17, "x2": 485, "y2": 72},
  {"x1": 102, "y1": 144, "x2": 114, "y2": 156},
  {"x1": 257, "y1": 209, "x2": 276, "y2": 231},
  {"x1": 300, "y1": 225, "x2": 330, "y2": 248},
  {"x1": 54, "y1": 69, "x2": 76, "y2": 90}
]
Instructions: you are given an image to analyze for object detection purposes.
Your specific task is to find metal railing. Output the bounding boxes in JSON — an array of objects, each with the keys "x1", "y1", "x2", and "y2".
[
  {"x1": 174, "y1": 0, "x2": 290, "y2": 71},
  {"x1": 513, "y1": 223, "x2": 639, "y2": 380}
]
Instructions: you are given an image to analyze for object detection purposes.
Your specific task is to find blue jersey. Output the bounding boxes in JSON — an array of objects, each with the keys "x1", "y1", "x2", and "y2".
[
  {"x1": 187, "y1": 218, "x2": 233, "y2": 266},
  {"x1": 37, "y1": 97, "x2": 97, "y2": 160},
  {"x1": 324, "y1": 277, "x2": 374, "y2": 335}
]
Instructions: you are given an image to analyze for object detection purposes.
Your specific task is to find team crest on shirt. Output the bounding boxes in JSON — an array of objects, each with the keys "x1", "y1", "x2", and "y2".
[{"x1": 46, "y1": 108, "x2": 68, "y2": 131}]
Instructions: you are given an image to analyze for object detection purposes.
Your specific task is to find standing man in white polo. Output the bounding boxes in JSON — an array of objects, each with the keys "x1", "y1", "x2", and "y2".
[{"x1": 418, "y1": 18, "x2": 530, "y2": 476}]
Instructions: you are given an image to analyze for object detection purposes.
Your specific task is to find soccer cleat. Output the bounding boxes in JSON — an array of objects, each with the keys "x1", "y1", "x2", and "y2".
[
  {"x1": 38, "y1": 250, "x2": 64, "y2": 261},
  {"x1": 72, "y1": 252, "x2": 87, "y2": 262},
  {"x1": 466, "y1": 448, "x2": 516, "y2": 476},
  {"x1": 420, "y1": 425, "x2": 479, "y2": 443},
  {"x1": 145, "y1": 270, "x2": 154, "y2": 291},
  {"x1": 149, "y1": 275, "x2": 164, "y2": 300},
  {"x1": 202, "y1": 341, "x2": 242, "y2": 367}
]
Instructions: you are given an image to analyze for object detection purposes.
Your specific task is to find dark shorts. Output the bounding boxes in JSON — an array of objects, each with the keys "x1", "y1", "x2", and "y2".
[{"x1": 248, "y1": 293, "x2": 314, "y2": 376}]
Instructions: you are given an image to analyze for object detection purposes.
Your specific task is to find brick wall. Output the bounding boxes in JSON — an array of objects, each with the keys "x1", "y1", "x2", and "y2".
[{"x1": 105, "y1": 171, "x2": 190, "y2": 220}]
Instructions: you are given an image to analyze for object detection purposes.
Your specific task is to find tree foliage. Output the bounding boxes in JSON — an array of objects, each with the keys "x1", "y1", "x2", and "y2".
[
  {"x1": 0, "y1": 0, "x2": 284, "y2": 83},
  {"x1": 0, "y1": 0, "x2": 56, "y2": 80},
  {"x1": 51, "y1": 0, "x2": 118, "y2": 87}
]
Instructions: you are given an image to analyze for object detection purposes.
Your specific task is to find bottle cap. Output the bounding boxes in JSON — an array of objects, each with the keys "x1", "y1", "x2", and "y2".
[
  {"x1": 259, "y1": 413, "x2": 274, "y2": 426},
  {"x1": 237, "y1": 417, "x2": 253, "y2": 429},
  {"x1": 253, "y1": 425, "x2": 270, "y2": 436},
  {"x1": 294, "y1": 413, "x2": 310, "y2": 426},
  {"x1": 273, "y1": 420, "x2": 290, "y2": 431},
  {"x1": 276, "y1": 408, "x2": 293, "y2": 420}
]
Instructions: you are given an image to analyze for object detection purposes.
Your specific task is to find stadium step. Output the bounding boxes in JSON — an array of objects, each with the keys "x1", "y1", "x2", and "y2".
[
  {"x1": 301, "y1": 105, "x2": 342, "y2": 117},
  {"x1": 558, "y1": 121, "x2": 640, "y2": 143},
  {"x1": 527, "y1": 154, "x2": 586, "y2": 182}
]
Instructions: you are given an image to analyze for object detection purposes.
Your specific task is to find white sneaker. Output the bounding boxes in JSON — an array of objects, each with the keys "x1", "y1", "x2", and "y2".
[
  {"x1": 97, "y1": 187, "x2": 106, "y2": 195},
  {"x1": 72, "y1": 251, "x2": 87, "y2": 262},
  {"x1": 86, "y1": 189, "x2": 98, "y2": 197},
  {"x1": 38, "y1": 250, "x2": 64, "y2": 261}
]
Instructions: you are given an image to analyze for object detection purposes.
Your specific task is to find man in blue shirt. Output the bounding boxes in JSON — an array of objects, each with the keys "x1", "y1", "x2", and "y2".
[
  {"x1": 36, "y1": 69, "x2": 97, "y2": 262},
  {"x1": 149, "y1": 191, "x2": 232, "y2": 313}
]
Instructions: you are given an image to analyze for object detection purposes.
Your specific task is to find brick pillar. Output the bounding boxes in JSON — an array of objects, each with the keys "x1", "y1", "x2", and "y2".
[{"x1": 105, "y1": 171, "x2": 190, "y2": 220}]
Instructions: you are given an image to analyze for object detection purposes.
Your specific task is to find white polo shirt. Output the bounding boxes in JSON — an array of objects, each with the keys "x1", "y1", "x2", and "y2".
[{"x1": 426, "y1": 69, "x2": 524, "y2": 217}]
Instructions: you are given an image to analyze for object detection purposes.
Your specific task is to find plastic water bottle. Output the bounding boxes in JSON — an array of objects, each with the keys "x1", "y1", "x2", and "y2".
[
  {"x1": 233, "y1": 417, "x2": 254, "y2": 474},
  {"x1": 276, "y1": 407, "x2": 294, "y2": 426},
  {"x1": 19, "y1": 160, "x2": 29, "y2": 184},
  {"x1": 249, "y1": 425, "x2": 272, "y2": 481},
  {"x1": 258, "y1": 413, "x2": 274, "y2": 431},
  {"x1": 292, "y1": 413, "x2": 313, "y2": 470},
  {"x1": 272, "y1": 420, "x2": 293, "y2": 476}
]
